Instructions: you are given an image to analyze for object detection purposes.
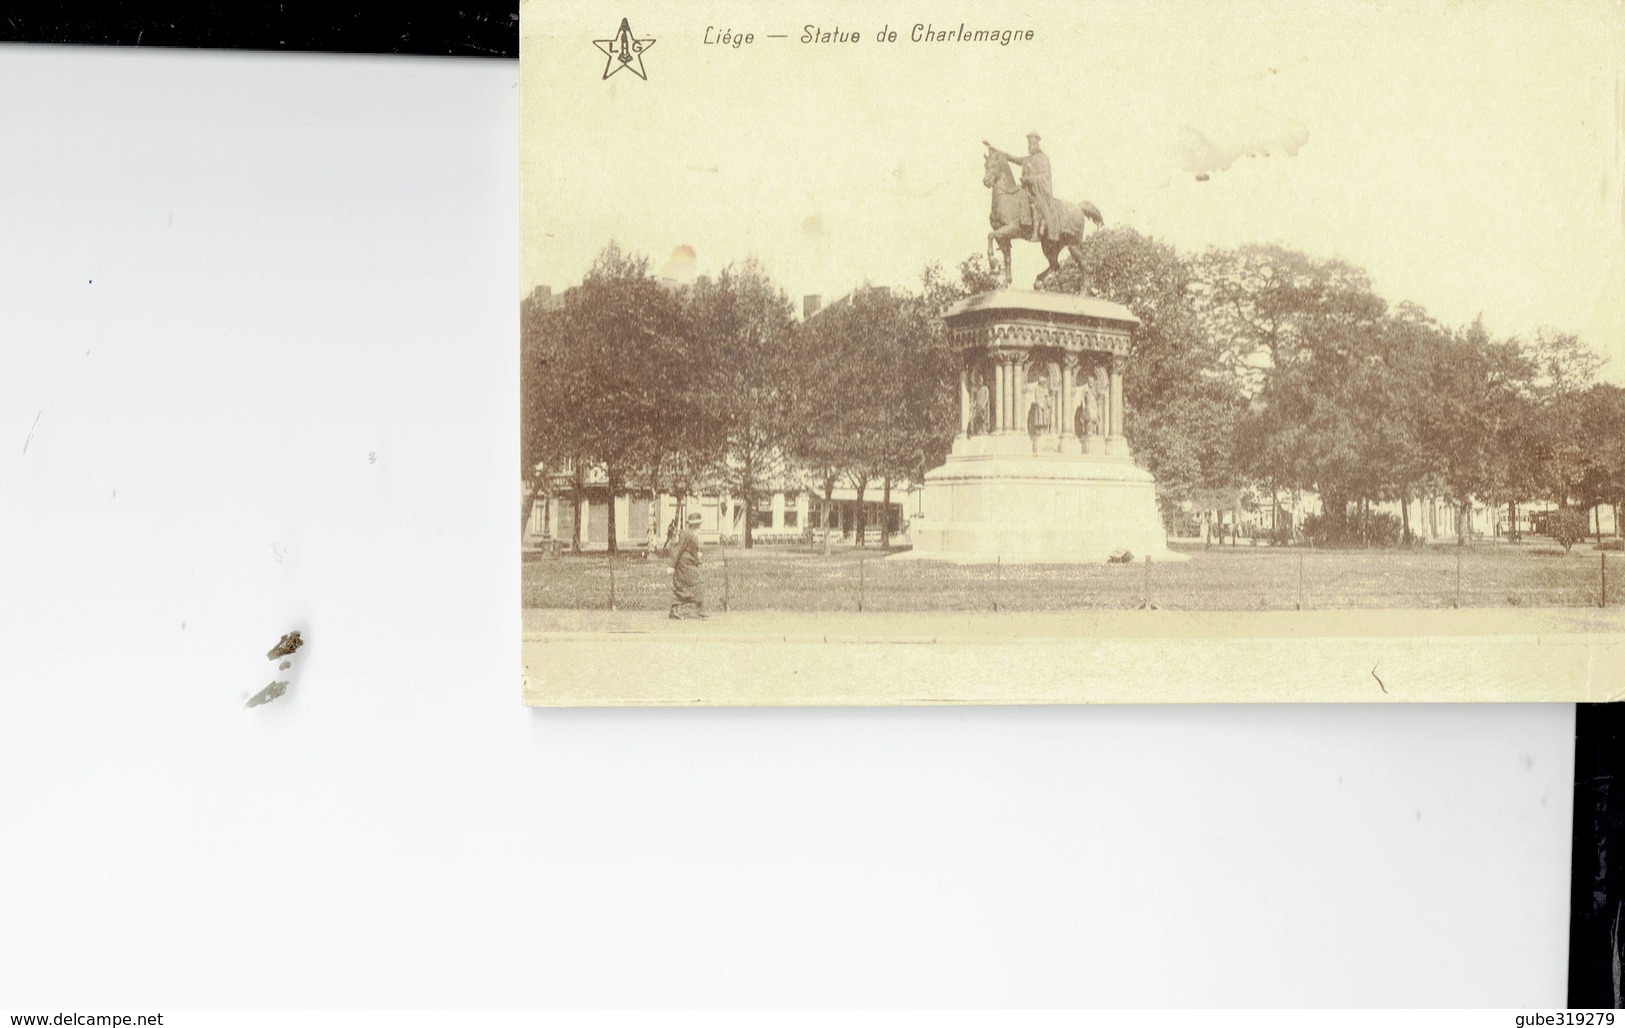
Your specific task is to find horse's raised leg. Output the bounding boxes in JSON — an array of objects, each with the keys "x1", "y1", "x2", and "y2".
[
  {"x1": 1034, "y1": 240, "x2": 1063, "y2": 289},
  {"x1": 1067, "y1": 242, "x2": 1089, "y2": 295},
  {"x1": 998, "y1": 239, "x2": 1013, "y2": 285}
]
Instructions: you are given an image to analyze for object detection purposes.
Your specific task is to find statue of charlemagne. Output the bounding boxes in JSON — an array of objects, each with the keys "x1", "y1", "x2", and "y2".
[{"x1": 981, "y1": 132, "x2": 1104, "y2": 289}]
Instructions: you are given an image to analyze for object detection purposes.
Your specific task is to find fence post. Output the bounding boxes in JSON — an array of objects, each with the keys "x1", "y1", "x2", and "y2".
[
  {"x1": 858, "y1": 558, "x2": 865, "y2": 612},
  {"x1": 1297, "y1": 549, "x2": 1305, "y2": 610},
  {"x1": 722, "y1": 557, "x2": 730, "y2": 612},
  {"x1": 1602, "y1": 551, "x2": 1608, "y2": 608},
  {"x1": 608, "y1": 556, "x2": 616, "y2": 611}
]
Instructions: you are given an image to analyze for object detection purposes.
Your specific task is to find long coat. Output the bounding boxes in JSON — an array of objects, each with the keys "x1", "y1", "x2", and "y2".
[
  {"x1": 670, "y1": 528, "x2": 703, "y2": 604},
  {"x1": 1017, "y1": 150, "x2": 1059, "y2": 240}
]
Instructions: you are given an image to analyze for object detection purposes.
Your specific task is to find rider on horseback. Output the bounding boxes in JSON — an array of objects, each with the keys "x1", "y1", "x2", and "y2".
[{"x1": 984, "y1": 132, "x2": 1059, "y2": 243}]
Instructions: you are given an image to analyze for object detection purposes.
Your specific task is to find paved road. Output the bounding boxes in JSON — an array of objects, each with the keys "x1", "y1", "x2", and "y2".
[{"x1": 523, "y1": 605, "x2": 1625, "y2": 641}]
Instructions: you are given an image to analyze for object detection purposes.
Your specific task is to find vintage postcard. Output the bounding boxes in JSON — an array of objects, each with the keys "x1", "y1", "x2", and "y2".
[{"x1": 519, "y1": 0, "x2": 1625, "y2": 705}]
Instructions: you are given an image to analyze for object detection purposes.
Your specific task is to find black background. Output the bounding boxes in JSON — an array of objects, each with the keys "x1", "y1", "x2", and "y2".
[
  {"x1": 1571, "y1": 701, "x2": 1622, "y2": 1008},
  {"x1": 0, "y1": 3, "x2": 518, "y2": 57}
]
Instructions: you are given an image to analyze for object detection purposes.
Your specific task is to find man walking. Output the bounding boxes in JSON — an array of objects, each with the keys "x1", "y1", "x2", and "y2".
[{"x1": 668, "y1": 511, "x2": 709, "y2": 620}]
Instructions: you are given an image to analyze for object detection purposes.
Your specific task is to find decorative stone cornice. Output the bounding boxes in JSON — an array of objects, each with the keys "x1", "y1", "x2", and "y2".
[
  {"x1": 942, "y1": 288, "x2": 1140, "y2": 326},
  {"x1": 951, "y1": 320, "x2": 1131, "y2": 356}
]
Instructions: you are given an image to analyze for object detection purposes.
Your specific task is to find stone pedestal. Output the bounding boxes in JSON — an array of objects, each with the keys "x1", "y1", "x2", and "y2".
[{"x1": 903, "y1": 289, "x2": 1184, "y2": 563}]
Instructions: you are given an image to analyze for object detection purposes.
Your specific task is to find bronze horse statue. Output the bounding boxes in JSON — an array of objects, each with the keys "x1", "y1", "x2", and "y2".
[{"x1": 984, "y1": 147, "x2": 1103, "y2": 289}]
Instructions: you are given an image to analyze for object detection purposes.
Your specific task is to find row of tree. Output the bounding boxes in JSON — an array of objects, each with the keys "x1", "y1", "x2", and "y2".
[
  {"x1": 522, "y1": 234, "x2": 1624, "y2": 552},
  {"x1": 521, "y1": 245, "x2": 957, "y2": 551},
  {"x1": 1189, "y1": 245, "x2": 1623, "y2": 545}
]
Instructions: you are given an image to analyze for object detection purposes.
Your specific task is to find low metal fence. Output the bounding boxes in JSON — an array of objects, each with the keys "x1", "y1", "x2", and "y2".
[{"x1": 520, "y1": 543, "x2": 1616, "y2": 613}]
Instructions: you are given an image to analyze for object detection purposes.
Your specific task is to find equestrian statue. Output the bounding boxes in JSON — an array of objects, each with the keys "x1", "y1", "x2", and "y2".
[{"x1": 983, "y1": 132, "x2": 1103, "y2": 290}]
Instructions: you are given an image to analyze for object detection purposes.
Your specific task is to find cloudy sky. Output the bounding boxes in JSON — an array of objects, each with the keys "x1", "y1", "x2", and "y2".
[{"x1": 522, "y1": 0, "x2": 1623, "y2": 376}]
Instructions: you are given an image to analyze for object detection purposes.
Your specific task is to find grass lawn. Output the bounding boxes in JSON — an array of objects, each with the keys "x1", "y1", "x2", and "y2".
[{"x1": 521, "y1": 541, "x2": 1615, "y2": 612}]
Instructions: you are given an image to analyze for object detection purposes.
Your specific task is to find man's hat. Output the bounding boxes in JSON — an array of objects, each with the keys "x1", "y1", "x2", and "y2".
[
  {"x1": 1026, "y1": 130, "x2": 1041, "y2": 141},
  {"x1": 686, "y1": 512, "x2": 703, "y2": 524}
]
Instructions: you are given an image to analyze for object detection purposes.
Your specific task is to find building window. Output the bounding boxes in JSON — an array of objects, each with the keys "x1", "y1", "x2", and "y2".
[{"x1": 748, "y1": 495, "x2": 772, "y2": 529}]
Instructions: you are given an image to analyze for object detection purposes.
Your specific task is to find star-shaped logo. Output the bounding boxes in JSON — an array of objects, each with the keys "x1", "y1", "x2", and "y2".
[{"x1": 594, "y1": 18, "x2": 654, "y2": 81}]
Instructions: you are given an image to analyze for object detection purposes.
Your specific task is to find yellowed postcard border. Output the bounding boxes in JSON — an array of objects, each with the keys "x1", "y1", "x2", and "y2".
[{"x1": 523, "y1": 609, "x2": 1625, "y2": 705}]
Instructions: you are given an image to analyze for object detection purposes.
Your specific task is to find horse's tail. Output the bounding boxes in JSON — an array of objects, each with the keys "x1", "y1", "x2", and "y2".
[{"x1": 1080, "y1": 201, "x2": 1104, "y2": 228}]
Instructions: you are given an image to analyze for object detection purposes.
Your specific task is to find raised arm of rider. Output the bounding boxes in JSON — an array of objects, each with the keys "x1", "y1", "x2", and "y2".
[{"x1": 984, "y1": 141, "x2": 1022, "y2": 164}]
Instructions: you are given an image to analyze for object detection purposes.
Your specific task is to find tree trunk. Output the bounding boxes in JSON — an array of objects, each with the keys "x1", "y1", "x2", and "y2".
[
  {"x1": 1401, "y1": 493, "x2": 1411, "y2": 545},
  {"x1": 605, "y1": 466, "x2": 619, "y2": 556},
  {"x1": 569, "y1": 466, "x2": 584, "y2": 555},
  {"x1": 822, "y1": 479, "x2": 835, "y2": 556},
  {"x1": 743, "y1": 486, "x2": 755, "y2": 550},
  {"x1": 1456, "y1": 497, "x2": 1467, "y2": 546},
  {"x1": 662, "y1": 484, "x2": 681, "y2": 554},
  {"x1": 881, "y1": 477, "x2": 892, "y2": 549},
  {"x1": 1508, "y1": 500, "x2": 1518, "y2": 544},
  {"x1": 1594, "y1": 502, "x2": 1602, "y2": 545},
  {"x1": 1231, "y1": 498, "x2": 1240, "y2": 546},
  {"x1": 648, "y1": 469, "x2": 662, "y2": 553},
  {"x1": 853, "y1": 477, "x2": 869, "y2": 547}
]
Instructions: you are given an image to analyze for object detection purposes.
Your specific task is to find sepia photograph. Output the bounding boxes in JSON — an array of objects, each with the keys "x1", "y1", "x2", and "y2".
[{"x1": 519, "y1": 0, "x2": 1625, "y2": 705}]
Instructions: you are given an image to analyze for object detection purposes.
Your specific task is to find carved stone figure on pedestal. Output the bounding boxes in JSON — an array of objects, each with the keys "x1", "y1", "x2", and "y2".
[
  {"x1": 972, "y1": 372, "x2": 990, "y2": 436},
  {"x1": 1043, "y1": 361, "x2": 1061, "y2": 431},
  {"x1": 1028, "y1": 383, "x2": 1052, "y2": 452},
  {"x1": 1093, "y1": 366, "x2": 1110, "y2": 433}
]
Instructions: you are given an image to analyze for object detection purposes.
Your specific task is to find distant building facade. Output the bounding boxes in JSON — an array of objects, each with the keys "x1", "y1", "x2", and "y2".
[{"x1": 523, "y1": 461, "x2": 912, "y2": 551}]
